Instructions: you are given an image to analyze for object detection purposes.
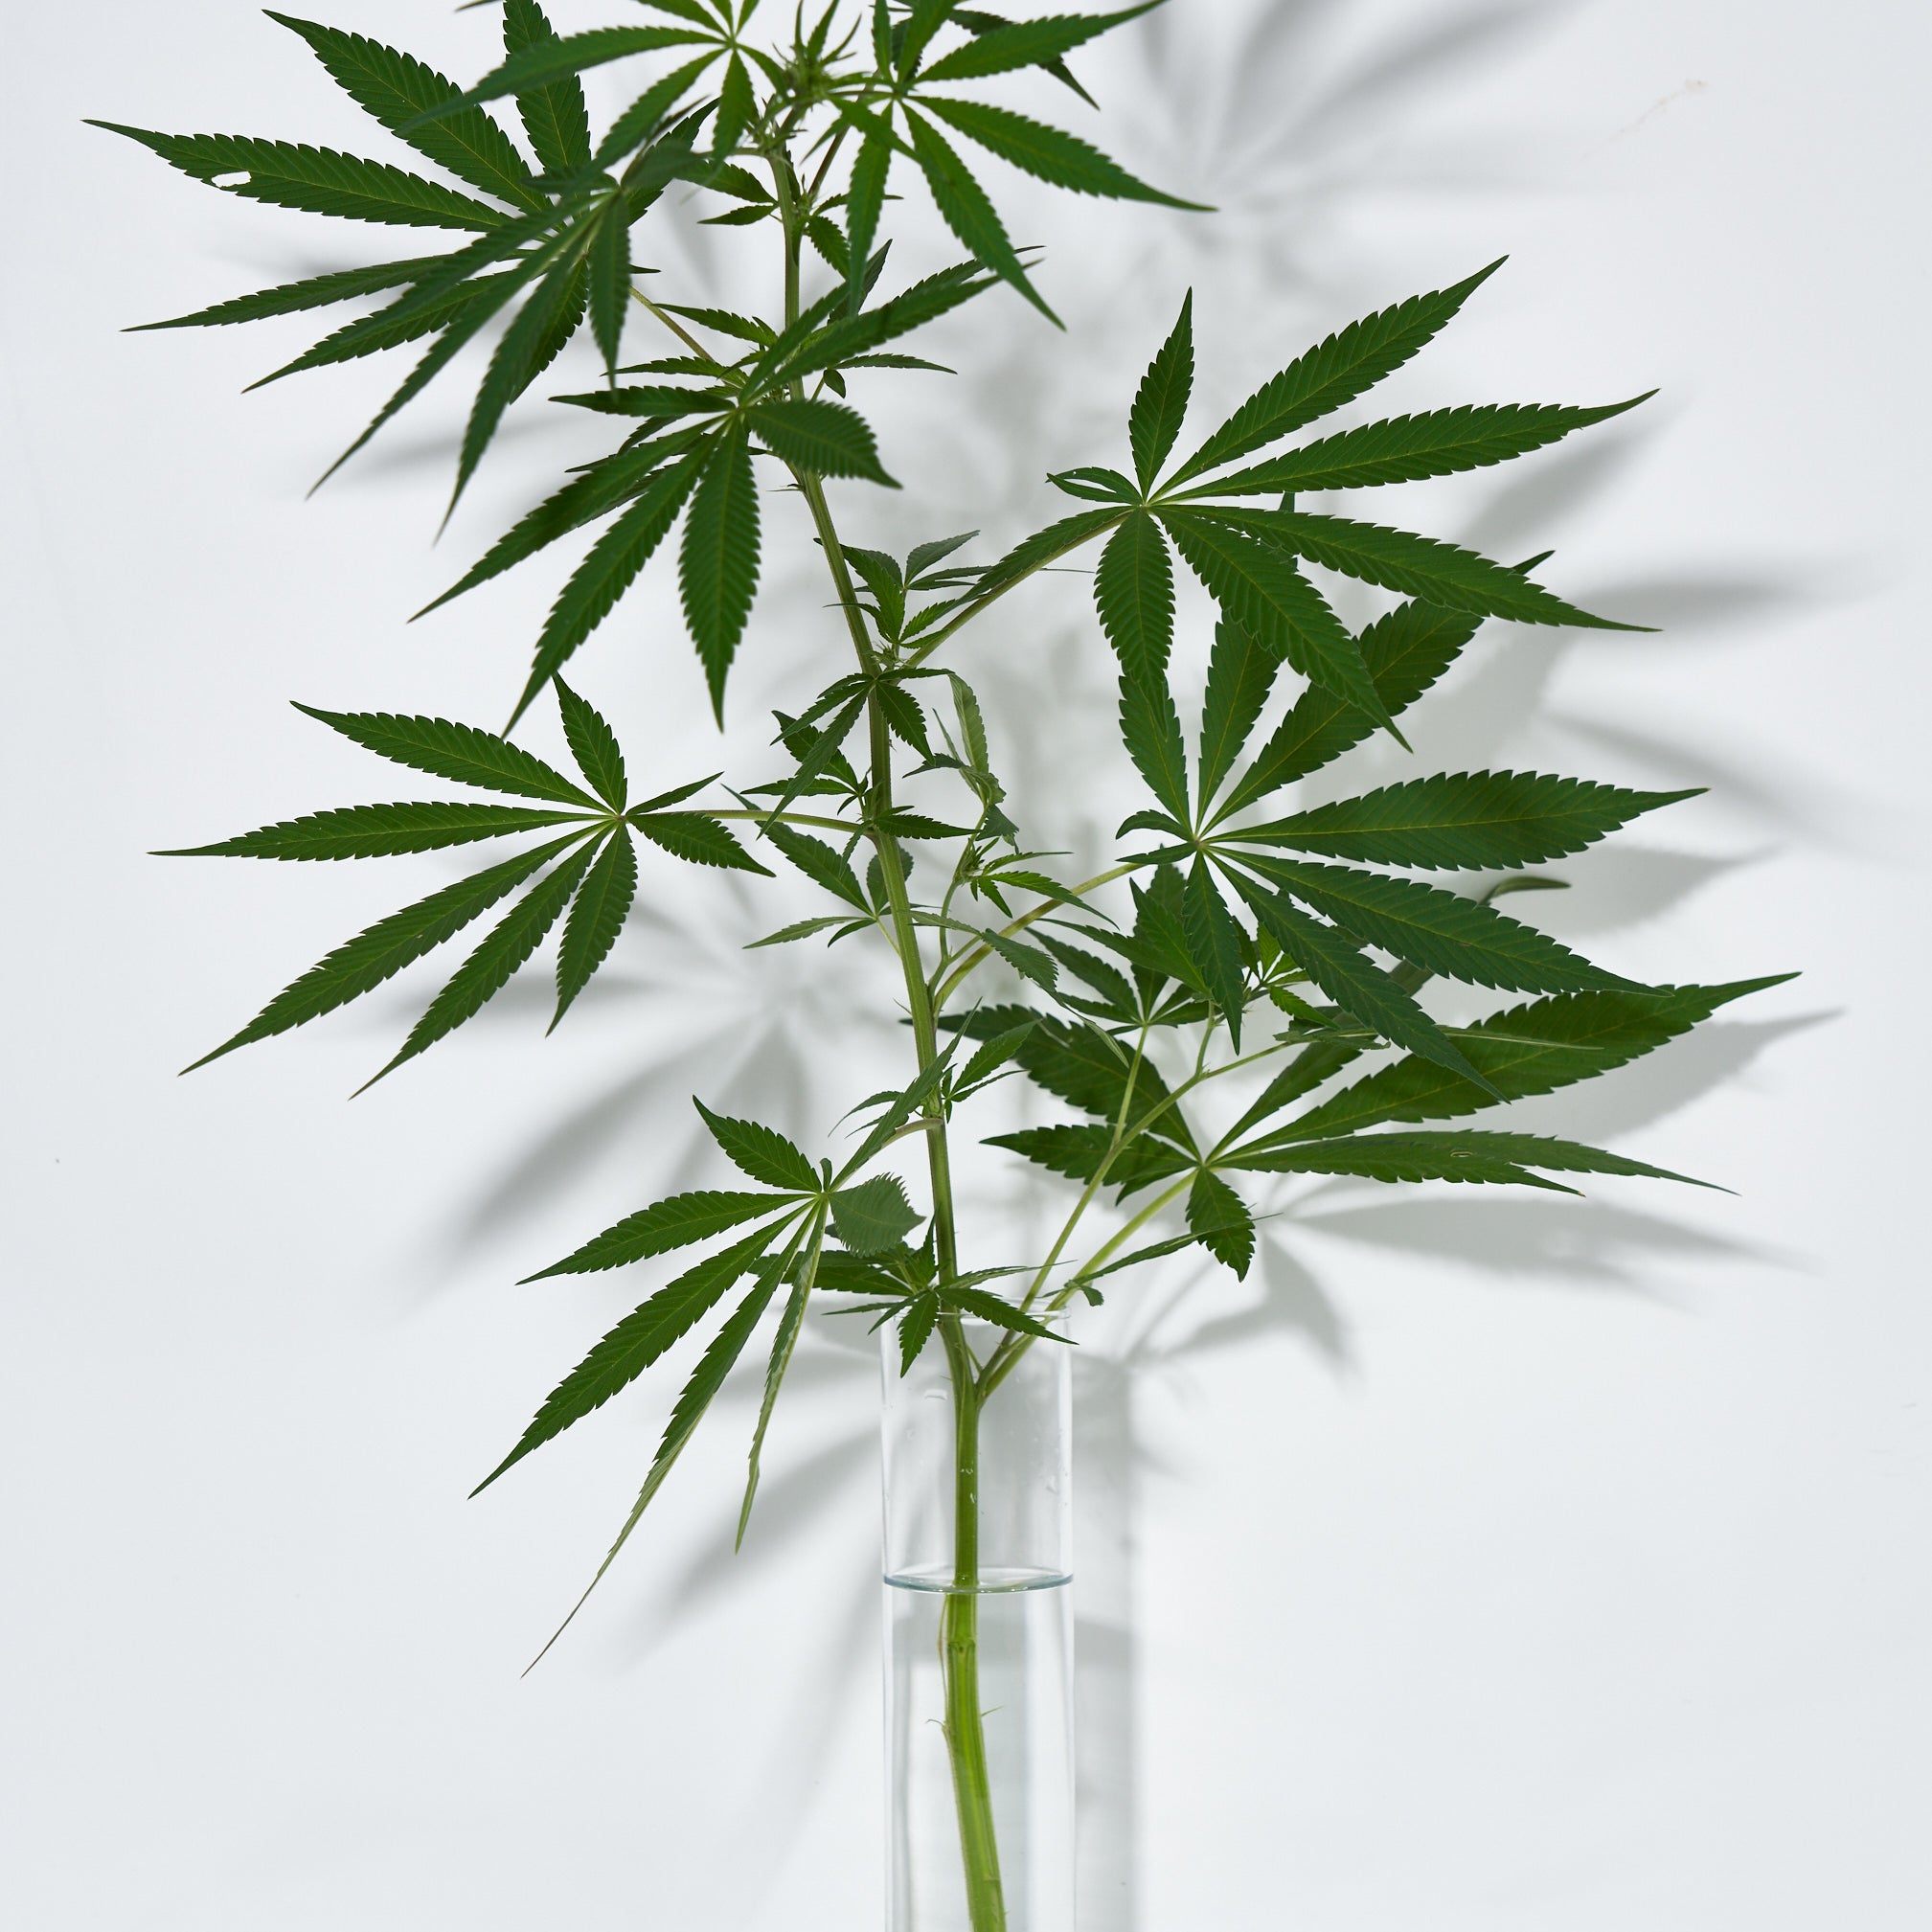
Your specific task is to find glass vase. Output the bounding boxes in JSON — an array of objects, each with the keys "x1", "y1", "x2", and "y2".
[{"x1": 880, "y1": 1314, "x2": 1075, "y2": 1932}]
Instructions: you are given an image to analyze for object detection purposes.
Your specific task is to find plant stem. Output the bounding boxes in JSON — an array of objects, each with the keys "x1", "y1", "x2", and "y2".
[
  {"x1": 764, "y1": 138, "x2": 1006, "y2": 1927},
  {"x1": 940, "y1": 1316, "x2": 1006, "y2": 1932}
]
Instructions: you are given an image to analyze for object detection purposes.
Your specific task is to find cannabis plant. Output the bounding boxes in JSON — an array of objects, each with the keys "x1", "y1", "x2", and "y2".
[{"x1": 98, "y1": 3, "x2": 1786, "y2": 1924}]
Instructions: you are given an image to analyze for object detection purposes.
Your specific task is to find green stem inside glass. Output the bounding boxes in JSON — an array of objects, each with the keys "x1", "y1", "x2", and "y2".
[{"x1": 941, "y1": 1316, "x2": 1007, "y2": 1931}]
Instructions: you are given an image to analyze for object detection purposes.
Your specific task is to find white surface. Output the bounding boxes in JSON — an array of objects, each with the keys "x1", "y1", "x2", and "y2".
[{"x1": 3, "y1": 2, "x2": 1927, "y2": 1927}]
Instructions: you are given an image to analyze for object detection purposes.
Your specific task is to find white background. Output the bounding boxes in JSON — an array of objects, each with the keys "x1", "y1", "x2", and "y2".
[{"x1": 4, "y1": 2, "x2": 1928, "y2": 1927}]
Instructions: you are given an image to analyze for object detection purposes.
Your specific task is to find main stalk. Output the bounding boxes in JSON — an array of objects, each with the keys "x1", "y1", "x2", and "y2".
[
  {"x1": 763, "y1": 132, "x2": 1011, "y2": 1930},
  {"x1": 941, "y1": 1322, "x2": 1006, "y2": 1931}
]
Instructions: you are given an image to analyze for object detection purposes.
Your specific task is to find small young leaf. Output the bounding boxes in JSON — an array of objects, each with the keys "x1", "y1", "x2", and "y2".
[
  {"x1": 745, "y1": 916, "x2": 853, "y2": 949},
  {"x1": 830, "y1": 1174, "x2": 923, "y2": 1254},
  {"x1": 836, "y1": 1048, "x2": 962, "y2": 1182},
  {"x1": 955, "y1": 1020, "x2": 1038, "y2": 1090},
  {"x1": 843, "y1": 545, "x2": 906, "y2": 634},
  {"x1": 807, "y1": 214, "x2": 852, "y2": 279},
  {"x1": 755, "y1": 693, "x2": 869, "y2": 830},
  {"x1": 897, "y1": 1292, "x2": 942, "y2": 1375},
  {"x1": 981, "y1": 929, "x2": 1059, "y2": 989},
  {"x1": 876, "y1": 682, "x2": 932, "y2": 754},
  {"x1": 696, "y1": 167, "x2": 773, "y2": 211},
  {"x1": 879, "y1": 809, "x2": 973, "y2": 840}
]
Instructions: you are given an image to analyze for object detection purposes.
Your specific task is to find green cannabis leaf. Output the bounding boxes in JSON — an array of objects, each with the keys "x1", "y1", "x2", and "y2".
[{"x1": 160, "y1": 686, "x2": 761, "y2": 1080}]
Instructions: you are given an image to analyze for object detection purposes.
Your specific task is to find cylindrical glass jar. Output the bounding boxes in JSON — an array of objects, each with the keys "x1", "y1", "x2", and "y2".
[{"x1": 881, "y1": 1314, "x2": 1074, "y2": 1932}]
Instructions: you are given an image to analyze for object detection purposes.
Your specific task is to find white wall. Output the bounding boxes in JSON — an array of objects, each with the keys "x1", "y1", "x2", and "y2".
[{"x1": 4, "y1": 3, "x2": 1927, "y2": 1927}]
